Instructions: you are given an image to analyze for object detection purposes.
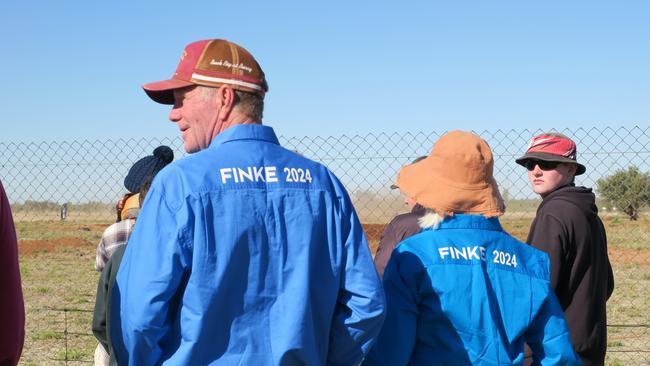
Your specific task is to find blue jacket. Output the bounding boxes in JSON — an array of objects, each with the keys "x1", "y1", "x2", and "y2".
[
  {"x1": 364, "y1": 214, "x2": 581, "y2": 366},
  {"x1": 111, "y1": 125, "x2": 385, "y2": 365}
]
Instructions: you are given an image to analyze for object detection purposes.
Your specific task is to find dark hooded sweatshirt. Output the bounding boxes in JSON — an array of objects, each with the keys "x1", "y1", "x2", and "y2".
[
  {"x1": 0, "y1": 181, "x2": 24, "y2": 366},
  {"x1": 527, "y1": 184, "x2": 614, "y2": 366}
]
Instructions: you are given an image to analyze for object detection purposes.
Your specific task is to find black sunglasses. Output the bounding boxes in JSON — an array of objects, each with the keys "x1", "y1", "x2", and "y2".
[{"x1": 524, "y1": 160, "x2": 560, "y2": 171}]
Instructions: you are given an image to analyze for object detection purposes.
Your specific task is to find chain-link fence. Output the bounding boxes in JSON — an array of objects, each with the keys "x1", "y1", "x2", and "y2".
[
  {"x1": 23, "y1": 308, "x2": 95, "y2": 365},
  {"x1": 3, "y1": 126, "x2": 649, "y2": 365}
]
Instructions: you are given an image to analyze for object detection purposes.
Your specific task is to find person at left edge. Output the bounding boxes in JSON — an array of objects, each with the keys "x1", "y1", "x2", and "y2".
[
  {"x1": 0, "y1": 179, "x2": 25, "y2": 366},
  {"x1": 110, "y1": 39, "x2": 385, "y2": 365}
]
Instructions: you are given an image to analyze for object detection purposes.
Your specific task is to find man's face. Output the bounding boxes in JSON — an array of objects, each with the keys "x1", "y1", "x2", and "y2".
[
  {"x1": 526, "y1": 160, "x2": 576, "y2": 196},
  {"x1": 169, "y1": 86, "x2": 220, "y2": 153}
]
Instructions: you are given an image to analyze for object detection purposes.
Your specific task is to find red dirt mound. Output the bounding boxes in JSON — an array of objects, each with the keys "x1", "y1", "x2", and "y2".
[{"x1": 19, "y1": 237, "x2": 90, "y2": 256}]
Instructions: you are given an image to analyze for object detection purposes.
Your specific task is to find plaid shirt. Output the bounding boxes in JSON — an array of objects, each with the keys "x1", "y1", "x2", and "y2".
[{"x1": 95, "y1": 219, "x2": 134, "y2": 272}]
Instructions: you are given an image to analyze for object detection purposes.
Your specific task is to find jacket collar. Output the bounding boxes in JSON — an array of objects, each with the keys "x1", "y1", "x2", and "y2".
[
  {"x1": 209, "y1": 124, "x2": 279, "y2": 149},
  {"x1": 411, "y1": 204, "x2": 427, "y2": 215},
  {"x1": 434, "y1": 214, "x2": 503, "y2": 231}
]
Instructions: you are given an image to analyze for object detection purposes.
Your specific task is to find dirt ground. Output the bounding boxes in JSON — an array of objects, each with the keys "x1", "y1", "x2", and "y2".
[
  {"x1": 19, "y1": 237, "x2": 90, "y2": 256},
  {"x1": 17, "y1": 222, "x2": 649, "y2": 266},
  {"x1": 17, "y1": 222, "x2": 109, "y2": 256},
  {"x1": 362, "y1": 224, "x2": 650, "y2": 265}
]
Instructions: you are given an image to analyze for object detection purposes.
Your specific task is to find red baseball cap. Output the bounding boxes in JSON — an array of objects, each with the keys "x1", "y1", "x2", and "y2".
[
  {"x1": 143, "y1": 39, "x2": 268, "y2": 105},
  {"x1": 515, "y1": 133, "x2": 586, "y2": 175}
]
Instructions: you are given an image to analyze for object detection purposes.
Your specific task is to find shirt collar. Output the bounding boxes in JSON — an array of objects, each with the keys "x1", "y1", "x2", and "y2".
[
  {"x1": 209, "y1": 124, "x2": 280, "y2": 149},
  {"x1": 436, "y1": 214, "x2": 503, "y2": 231}
]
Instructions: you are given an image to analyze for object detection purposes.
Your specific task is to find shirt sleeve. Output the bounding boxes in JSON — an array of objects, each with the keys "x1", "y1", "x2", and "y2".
[
  {"x1": 110, "y1": 175, "x2": 192, "y2": 365},
  {"x1": 95, "y1": 235, "x2": 109, "y2": 272},
  {"x1": 327, "y1": 187, "x2": 386, "y2": 366},
  {"x1": 363, "y1": 250, "x2": 418, "y2": 365},
  {"x1": 524, "y1": 290, "x2": 581, "y2": 365},
  {"x1": 0, "y1": 181, "x2": 25, "y2": 366},
  {"x1": 606, "y1": 260, "x2": 615, "y2": 300},
  {"x1": 373, "y1": 220, "x2": 401, "y2": 278},
  {"x1": 603, "y1": 228, "x2": 615, "y2": 300},
  {"x1": 92, "y1": 257, "x2": 112, "y2": 353},
  {"x1": 528, "y1": 213, "x2": 566, "y2": 291}
]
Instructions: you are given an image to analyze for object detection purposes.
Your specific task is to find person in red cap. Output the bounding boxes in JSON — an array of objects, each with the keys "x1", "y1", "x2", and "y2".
[
  {"x1": 110, "y1": 39, "x2": 385, "y2": 365},
  {"x1": 516, "y1": 132, "x2": 614, "y2": 365},
  {"x1": 0, "y1": 180, "x2": 25, "y2": 366}
]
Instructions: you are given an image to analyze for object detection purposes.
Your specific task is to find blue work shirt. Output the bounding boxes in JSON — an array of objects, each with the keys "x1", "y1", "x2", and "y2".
[
  {"x1": 364, "y1": 214, "x2": 581, "y2": 366},
  {"x1": 111, "y1": 124, "x2": 385, "y2": 365}
]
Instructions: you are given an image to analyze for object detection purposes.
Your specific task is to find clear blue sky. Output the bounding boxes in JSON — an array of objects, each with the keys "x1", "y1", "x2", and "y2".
[{"x1": 2, "y1": 0, "x2": 648, "y2": 143}]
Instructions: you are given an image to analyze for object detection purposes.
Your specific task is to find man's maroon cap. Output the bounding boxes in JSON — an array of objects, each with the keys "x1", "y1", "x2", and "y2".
[
  {"x1": 143, "y1": 39, "x2": 268, "y2": 105},
  {"x1": 515, "y1": 133, "x2": 586, "y2": 175}
]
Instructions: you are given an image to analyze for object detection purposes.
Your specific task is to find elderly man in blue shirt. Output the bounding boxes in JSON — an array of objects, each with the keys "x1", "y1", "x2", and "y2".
[{"x1": 110, "y1": 39, "x2": 385, "y2": 365}]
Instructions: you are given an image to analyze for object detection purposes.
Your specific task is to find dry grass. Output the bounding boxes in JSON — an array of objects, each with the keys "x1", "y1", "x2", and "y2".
[
  {"x1": 18, "y1": 221, "x2": 103, "y2": 365},
  {"x1": 16, "y1": 215, "x2": 650, "y2": 365},
  {"x1": 606, "y1": 264, "x2": 650, "y2": 365}
]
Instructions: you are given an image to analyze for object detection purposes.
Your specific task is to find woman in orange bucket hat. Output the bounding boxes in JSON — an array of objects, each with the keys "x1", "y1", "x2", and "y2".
[{"x1": 364, "y1": 131, "x2": 581, "y2": 365}]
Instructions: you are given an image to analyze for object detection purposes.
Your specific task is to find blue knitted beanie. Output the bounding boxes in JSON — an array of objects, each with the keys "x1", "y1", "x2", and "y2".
[{"x1": 124, "y1": 146, "x2": 174, "y2": 193}]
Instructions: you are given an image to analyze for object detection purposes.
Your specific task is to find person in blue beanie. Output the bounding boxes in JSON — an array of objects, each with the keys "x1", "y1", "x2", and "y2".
[
  {"x1": 95, "y1": 145, "x2": 174, "y2": 272},
  {"x1": 364, "y1": 131, "x2": 581, "y2": 366},
  {"x1": 92, "y1": 146, "x2": 173, "y2": 365},
  {"x1": 110, "y1": 39, "x2": 385, "y2": 365}
]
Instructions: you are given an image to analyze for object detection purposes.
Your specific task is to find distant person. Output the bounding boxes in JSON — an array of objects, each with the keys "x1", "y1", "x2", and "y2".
[
  {"x1": 94, "y1": 146, "x2": 174, "y2": 271},
  {"x1": 111, "y1": 38, "x2": 385, "y2": 365},
  {"x1": 374, "y1": 156, "x2": 426, "y2": 277},
  {"x1": 92, "y1": 146, "x2": 173, "y2": 365},
  {"x1": 516, "y1": 132, "x2": 614, "y2": 365},
  {"x1": 365, "y1": 131, "x2": 581, "y2": 365},
  {"x1": 0, "y1": 180, "x2": 25, "y2": 366},
  {"x1": 92, "y1": 177, "x2": 153, "y2": 366},
  {"x1": 60, "y1": 203, "x2": 68, "y2": 221}
]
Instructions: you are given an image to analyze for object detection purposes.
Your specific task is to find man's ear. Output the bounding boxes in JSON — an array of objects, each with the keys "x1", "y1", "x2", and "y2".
[{"x1": 216, "y1": 85, "x2": 236, "y2": 120}]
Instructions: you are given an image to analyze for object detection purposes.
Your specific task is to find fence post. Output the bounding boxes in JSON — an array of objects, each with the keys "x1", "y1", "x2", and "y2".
[
  {"x1": 64, "y1": 308, "x2": 68, "y2": 365},
  {"x1": 60, "y1": 203, "x2": 68, "y2": 221}
]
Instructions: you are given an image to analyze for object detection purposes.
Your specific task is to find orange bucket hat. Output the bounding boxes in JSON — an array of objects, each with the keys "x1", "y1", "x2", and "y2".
[{"x1": 395, "y1": 130, "x2": 505, "y2": 217}]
